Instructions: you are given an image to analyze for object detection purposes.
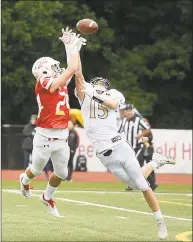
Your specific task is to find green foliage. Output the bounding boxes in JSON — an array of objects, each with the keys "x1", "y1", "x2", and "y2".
[
  {"x1": 2, "y1": 0, "x2": 192, "y2": 128},
  {"x1": 2, "y1": 0, "x2": 114, "y2": 123}
]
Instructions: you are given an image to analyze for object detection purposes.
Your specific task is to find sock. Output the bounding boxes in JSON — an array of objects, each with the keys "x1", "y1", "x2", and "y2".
[
  {"x1": 153, "y1": 210, "x2": 163, "y2": 220},
  {"x1": 149, "y1": 161, "x2": 158, "y2": 170},
  {"x1": 44, "y1": 183, "x2": 57, "y2": 200},
  {"x1": 22, "y1": 173, "x2": 31, "y2": 185}
]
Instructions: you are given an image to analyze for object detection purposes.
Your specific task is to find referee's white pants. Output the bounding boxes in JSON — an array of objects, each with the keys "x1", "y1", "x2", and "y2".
[
  {"x1": 30, "y1": 133, "x2": 70, "y2": 180},
  {"x1": 97, "y1": 142, "x2": 150, "y2": 191}
]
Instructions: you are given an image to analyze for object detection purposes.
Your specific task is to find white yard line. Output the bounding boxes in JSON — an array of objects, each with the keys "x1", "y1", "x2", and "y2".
[
  {"x1": 2, "y1": 189, "x2": 192, "y2": 196},
  {"x1": 155, "y1": 192, "x2": 192, "y2": 197},
  {"x1": 3, "y1": 189, "x2": 192, "y2": 222},
  {"x1": 116, "y1": 216, "x2": 129, "y2": 220},
  {"x1": 16, "y1": 205, "x2": 28, "y2": 207}
]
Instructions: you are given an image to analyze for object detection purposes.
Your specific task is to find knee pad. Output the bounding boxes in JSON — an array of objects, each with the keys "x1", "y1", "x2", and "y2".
[
  {"x1": 134, "y1": 176, "x2": 150, "y2": 192},
  {"x1": 54, "y1": 166, "x2": 68, "y2": 180}
]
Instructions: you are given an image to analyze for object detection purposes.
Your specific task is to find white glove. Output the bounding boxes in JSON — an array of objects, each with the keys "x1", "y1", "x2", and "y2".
[
  {"x1": 81, "y1": 81, "x2": 95, "y2": 98},
  {"x1": 81, "y1": 81, "x2": 111, "y2": 104},
  {"x1": 76, "y1": 35, "x2": 87, "y2": 51},
  {"x1": 59, "y1": 26, "x2": 78, "y2": 54},
  {"x1": 59, "y1": 27, "x2": 87, "y2": 52}
]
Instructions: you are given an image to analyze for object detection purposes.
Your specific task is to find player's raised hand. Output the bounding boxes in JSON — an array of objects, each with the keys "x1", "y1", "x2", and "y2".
[
  {"x1": 59, "y1": 27, "x2": 86, "y2": 50},
  {"x1": 59, "y1": 26, "x2": 80, "y2": 56},
  {"x1": 59, "y1": 26, "x2": 74, "y2": 45},
  {"x1": 81, "y1": 80, "x2": 95, "y2": 97},
  {"x1": 76, "y1": 36, "x2": 87, "y2": 51}
]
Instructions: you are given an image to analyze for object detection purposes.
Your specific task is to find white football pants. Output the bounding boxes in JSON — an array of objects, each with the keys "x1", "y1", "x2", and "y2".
[
  {"x1": 97, "y1": 142, "x2": 150, "y2": 191},
  {"x1": 30, "y1": 133, "x2": 70, "y2": 180}
]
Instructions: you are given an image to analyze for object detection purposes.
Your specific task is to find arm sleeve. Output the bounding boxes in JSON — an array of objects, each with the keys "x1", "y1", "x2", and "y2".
[
  {"x1": 39, "y1": 76, "x2": 54, "y2": 90},
  {"x1": 139, "y1": 118, "x2": 151, "y2": 130}
]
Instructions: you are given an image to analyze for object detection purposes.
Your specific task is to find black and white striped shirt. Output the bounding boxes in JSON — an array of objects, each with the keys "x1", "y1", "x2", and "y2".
[{"x1": 118, "y1": 115, "x2": 150, "y2": 149}]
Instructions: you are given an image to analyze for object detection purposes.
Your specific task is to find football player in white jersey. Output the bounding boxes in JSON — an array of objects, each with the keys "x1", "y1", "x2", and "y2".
[{"x1": 70, "y1": 35, "x2": 177, "y2": 240}]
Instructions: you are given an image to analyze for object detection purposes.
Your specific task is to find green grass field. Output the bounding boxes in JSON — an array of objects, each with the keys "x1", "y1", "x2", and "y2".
[{"x1": 2, "y1": 180, "x2": 192, "y2": 241}]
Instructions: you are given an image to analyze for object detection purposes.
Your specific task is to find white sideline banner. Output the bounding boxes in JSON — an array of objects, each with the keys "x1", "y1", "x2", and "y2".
[{"x1": 73, "y1": 128, "x2": 192, "y2": 174}]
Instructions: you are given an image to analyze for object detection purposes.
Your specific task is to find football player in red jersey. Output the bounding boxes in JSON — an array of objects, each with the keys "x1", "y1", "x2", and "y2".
[{"x1": 19, "y1": 27, "x2": 86, "y2": 217}]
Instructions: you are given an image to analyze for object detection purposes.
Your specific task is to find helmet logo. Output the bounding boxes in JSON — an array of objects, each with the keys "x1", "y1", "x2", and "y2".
[
  {"x1": 97, "y1": 81, "x2": 103, "y2": 86},
  {"x1": 89, "y1": 77, "x2": 112, "y2": 91},
  {"x1": 36, "y1": 58, "x2": 48, "y2": 69}
]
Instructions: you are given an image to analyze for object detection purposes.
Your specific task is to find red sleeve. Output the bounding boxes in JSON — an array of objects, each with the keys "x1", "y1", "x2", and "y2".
[{"x1": 39, "y1": 76, "x2": 54, "y2": 90}]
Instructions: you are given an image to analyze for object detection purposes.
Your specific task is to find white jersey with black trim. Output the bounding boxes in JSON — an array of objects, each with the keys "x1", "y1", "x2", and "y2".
[{"x1": 75, "y1": 88, "x2": 126, "y2": 153}]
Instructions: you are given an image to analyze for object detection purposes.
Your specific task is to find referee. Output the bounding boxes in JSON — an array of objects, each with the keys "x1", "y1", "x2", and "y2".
[
  {"x1": 118, "y1": 104, "x2": 151, "y2": 190},
  {"x1": 117, "y1": 103, "x2": 127, "y2": 131}
]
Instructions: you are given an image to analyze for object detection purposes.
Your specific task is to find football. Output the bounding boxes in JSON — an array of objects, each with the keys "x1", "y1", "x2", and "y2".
[{"x1": 76, "y1": 18, "x2": 98, "y2": 34}]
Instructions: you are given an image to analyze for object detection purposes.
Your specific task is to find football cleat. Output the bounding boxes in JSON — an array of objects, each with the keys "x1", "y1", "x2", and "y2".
[
  {"x1": 19, "y1": 173, "x2": 32, "y2": 199},
  {"x1": 156, "y1": 218, "x2": 168, "y2": 240},
  {"x1": 152, "y1": 152, "x2": 176, "y2": 169},
  {"x1": 40, "y1": 193, "x2": 60, "y2": 218}
]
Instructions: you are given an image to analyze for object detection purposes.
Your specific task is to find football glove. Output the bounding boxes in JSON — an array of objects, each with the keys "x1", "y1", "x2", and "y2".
[
  {"x1": 75, "y1": 34, "x2": 87, "y2": 51},
  {"x1": 59, "y1": 27, "x2": 87, "y2": 52},
  {"x1": 81, "y1": 81, "x2": 108, "y2": 104},
  {"x1": 81, "y1": 81, "x2": 95, "y2": 97}
]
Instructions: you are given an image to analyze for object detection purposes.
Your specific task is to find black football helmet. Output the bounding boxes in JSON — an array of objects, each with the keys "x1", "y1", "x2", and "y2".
[{"x1": 89, "y1": 77, "x2": 112, "y2": 91}]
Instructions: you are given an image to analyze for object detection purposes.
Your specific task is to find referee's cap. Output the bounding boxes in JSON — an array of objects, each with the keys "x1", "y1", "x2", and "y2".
[
  {"x1": 119, "y1": 103, "x2": 134, "y2": 110},
  {"x1": 125, "y1": 104, "x2": 134, "y2": 110},
  {"x1": 119, "y1": 103, "x2": 127, "y2": 110}
]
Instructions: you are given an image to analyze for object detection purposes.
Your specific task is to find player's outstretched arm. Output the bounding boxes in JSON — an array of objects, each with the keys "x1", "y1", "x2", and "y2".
[
  {"x1": 50, "y1": 53, "x2": 79, "y2": 93},
  {"x1": 81, "y1": 82, "x2": 120, "y2": 109},
  {"x1": 75, "y1": 55, "x2": 85, "y2": 102},
  {"x1": 50, "y1": 27, "x2": 81, "y2": 93},
  {"x1": 58, "y1": 27, "x2": 87, "y2": 98},
  {"x1": 50, "y1": 27, "x2": 87, "y2": 93},
  {"x1": 50, "y1": 52, "x2": 79, "y2": 93},
  {"x1": 98, "y1": 96, "x2": 119, "y2": 109}
]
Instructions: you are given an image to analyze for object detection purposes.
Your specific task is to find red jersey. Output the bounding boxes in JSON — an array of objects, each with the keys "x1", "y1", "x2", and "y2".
[{"x1": 35, "y1": 75, "x2": 70, "y2": 128}]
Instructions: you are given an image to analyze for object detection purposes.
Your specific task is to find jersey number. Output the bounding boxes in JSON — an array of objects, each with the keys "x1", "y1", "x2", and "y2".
[
  {"x1": 36, "y1": 92, "x2": 70, "y2": 118},
  {"x1": 90, "y1": 99, "x2": 108, "y2": 119},
  {"x1": 56, "y1": 92, "x2": 70, "y2": 115}
]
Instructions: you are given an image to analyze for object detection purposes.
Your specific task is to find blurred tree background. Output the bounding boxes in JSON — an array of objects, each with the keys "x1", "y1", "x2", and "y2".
[{"x1": 2, "y1": 0, "x2": 192, "y2": 128}]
